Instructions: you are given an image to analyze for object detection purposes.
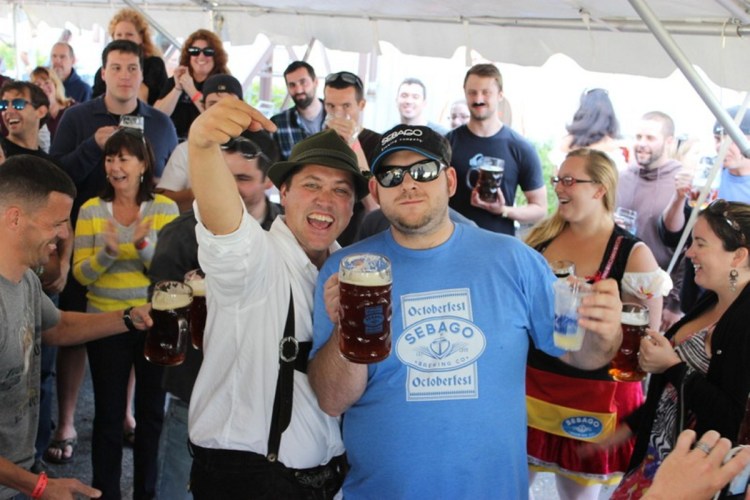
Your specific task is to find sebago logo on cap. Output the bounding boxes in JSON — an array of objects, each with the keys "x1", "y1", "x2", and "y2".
[{"x1": 381, "y1": 127, "x2": 424, "y2": 147}]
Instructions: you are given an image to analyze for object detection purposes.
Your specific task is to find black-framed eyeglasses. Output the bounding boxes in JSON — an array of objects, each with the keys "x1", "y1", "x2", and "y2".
[
  {"x1": 325, "y1": 71, "x2": 363, "y2": 90},
  {"x1": 550, "y1": 175, "x2": 599, "y2": 187},
  {"x1": 0, "y1": 98, "x2": 31, "y2": 111},
  {"x1": 705, "y1": 198, "x2": 746, "y2": 244},
  {"x1": 375, "y1": 159, "x2": 446, "y2": 188},
  {"x1": 220, "y1": 137, "x2": 268, "y2": 162},
  {"x1": 187, "y1": 46, "x2": 216, "y2": 57}
]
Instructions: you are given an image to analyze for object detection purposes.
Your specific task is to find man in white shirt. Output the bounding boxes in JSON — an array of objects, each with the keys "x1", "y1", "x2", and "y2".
[{"x1": 186, "y1": 96, "x2": 368, "y2": 498}]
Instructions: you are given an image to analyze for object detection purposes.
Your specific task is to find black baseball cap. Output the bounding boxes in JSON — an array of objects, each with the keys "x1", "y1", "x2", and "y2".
[
  {"x1": 202, "y1": 74, "x2": 243, "y2": 100},
  {"x1": 267, "y1": 129, "x2": 369, "y2": 200},
  {"x1": 371, "y1": 125, "x2": 452, "y2": 175}
]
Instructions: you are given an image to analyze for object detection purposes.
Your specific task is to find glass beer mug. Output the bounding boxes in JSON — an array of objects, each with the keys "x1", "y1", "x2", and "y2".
[{"x1": 144, "y1": 281, "x2": 192, "y2": 366}]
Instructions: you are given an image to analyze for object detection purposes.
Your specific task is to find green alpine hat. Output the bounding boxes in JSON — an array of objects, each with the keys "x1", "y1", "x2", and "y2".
[{"x1": 267, "y1": 129, "x2": 370, "y2": 200}]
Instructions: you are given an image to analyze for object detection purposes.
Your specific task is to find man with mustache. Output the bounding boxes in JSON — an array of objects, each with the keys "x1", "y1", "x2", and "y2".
[
  {"x1": 446, "y1": 63, "x2": 547, "y2": 235},
  {"x1": 271, "y1": 61, "x2": 326, "y2": 160}
]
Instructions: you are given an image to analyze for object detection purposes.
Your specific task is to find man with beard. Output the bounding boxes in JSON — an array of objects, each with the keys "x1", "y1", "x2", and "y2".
[
  {"x1": 271, "y1": 61, "x2": 326, "y2": 160},
  {"x1": 617, "y1": 110, "x2": 683, "y2": 329},
  {"x1": 446, "y1": 63, "x2": 547, "y2": 235},
  {"x1": 307, "y1": 125, "x2": 624, "y2": 498}
]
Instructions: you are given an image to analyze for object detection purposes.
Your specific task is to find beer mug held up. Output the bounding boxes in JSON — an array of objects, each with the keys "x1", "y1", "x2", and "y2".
[
  {"x1": 339, "y1": 253, "x2": 393, "y2": 364},
  {"x1": 145, "y1": 280, "x2": 192, "y2": 366}
]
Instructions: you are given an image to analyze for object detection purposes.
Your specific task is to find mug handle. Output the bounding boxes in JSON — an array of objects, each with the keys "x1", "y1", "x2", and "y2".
[{"x1": 466, "y1": 167, "x2": 479, "y2": 191}]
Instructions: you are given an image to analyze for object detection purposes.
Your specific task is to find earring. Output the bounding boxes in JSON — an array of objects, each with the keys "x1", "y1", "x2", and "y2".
[
  {"x1": 729, "y1": 268, "x2": 739, "y2": 293},
  {"x1": 139, "y1": 174, "x2": 144, "y2": 183}
]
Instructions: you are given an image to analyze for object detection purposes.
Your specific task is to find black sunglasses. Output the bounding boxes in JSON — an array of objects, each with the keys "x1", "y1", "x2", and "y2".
[
  {"x1": 187, "y1": 46, "x2": 216, "y2": 57},
  {"x1": 0, "y1": 98, "x2": 31, "y2": 111},
  {"x1": 220, "y1": 137, "x2": 267, "y2": 162},
  {"x1": 325, "y1": 71, "x2": 363, "y2": 90},
  {"x1": 375, "y1": 159, "x2": 446, "y2": 188},
  {"x1": 550, "y1": 175, "x2": 599, "y2": 187},
  {"x1": 705, "y1": 199, "x2": 746, "y2": 244}
]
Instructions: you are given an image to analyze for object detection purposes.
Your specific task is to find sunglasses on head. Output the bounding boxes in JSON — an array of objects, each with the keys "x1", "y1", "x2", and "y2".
[
  {"x1": 0, "y1": 98, "x2": 31, "y2": 111},
  {"x1": 375, "y1": 159, "x2": 446, "y2": 188},
  {"x1": 705, "y1": 198, "x2": 747, "y2": 245},
  {"x1": 550, "y1": 175, "x2": 599, "y2": 187},
  {"x1": 220, "y1": 137, "x2": 267, "y2": 162},
  {"x1": 187, "y1": 46, "x2": 216, "y2": 57},
  {"x1": 325, "y1": 71, "x2": 363, "y2": 90}
]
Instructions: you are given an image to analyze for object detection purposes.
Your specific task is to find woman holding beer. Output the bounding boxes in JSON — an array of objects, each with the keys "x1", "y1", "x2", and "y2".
[
  {"x1": 72, "y1": 129, "x2": 178, "y2": 499},
  {"x1": 610, "y1": 200, "x2": 750, "y2": 498},
  {"x1": 524, "y1": 148, "x2": 670, "y2": 500}
]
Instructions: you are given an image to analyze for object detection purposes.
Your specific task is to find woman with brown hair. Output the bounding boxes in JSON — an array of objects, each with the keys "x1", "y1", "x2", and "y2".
[
  {"x1": 92, "y1": 7, "x2": 168, "y2": 105},
  {"x1": 154, "y1": 29, "x2": 229, "y2": 141}
]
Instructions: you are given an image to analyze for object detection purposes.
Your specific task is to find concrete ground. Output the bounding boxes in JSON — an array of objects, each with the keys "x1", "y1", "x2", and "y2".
[{"x1": 43, "y1": 368, "x2": 614, "y2": 500}]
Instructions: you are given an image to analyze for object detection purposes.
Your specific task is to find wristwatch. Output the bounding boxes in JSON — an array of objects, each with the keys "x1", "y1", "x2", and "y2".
[{"x1": 123, "y1": 307, "x2": 137, "y2": 332}]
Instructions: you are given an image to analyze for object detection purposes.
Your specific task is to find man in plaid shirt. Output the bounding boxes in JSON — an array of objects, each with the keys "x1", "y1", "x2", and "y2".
[{"x1": 271, "y1": 61, "x2": 326, "y2": 160}]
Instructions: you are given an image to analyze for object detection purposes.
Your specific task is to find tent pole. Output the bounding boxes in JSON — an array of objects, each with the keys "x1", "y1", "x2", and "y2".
[{"x1": 628, "y1": 0, "x2": 750, "y2": 159}]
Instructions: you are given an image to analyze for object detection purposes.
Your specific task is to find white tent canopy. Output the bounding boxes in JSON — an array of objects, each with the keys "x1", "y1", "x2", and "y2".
[{"x1": 8, "y1": 0, "x2": 750, "y2": 90}]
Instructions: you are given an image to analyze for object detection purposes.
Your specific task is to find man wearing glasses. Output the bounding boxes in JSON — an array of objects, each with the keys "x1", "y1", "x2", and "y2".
[
  {"x1": 323, "y1": 71, "x2": 381, "y2": 246},
  {"x1": 156, "y1": 74, "x2": 275, "y2": 212},
  {"x1": 0, "y1": 81, "x2": 50, "y2": 159},
  {"x1": 308, "y1": 124, "x2": 624, "y2": 498},
  {"x1": 271, "y1": 61, "x2": 326, "y2": 161}
]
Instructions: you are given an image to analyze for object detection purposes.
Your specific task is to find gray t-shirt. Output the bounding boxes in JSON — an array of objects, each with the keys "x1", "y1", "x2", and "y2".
[{"x1": 0, "y1": 270, "x2": 59, "y2": 500}]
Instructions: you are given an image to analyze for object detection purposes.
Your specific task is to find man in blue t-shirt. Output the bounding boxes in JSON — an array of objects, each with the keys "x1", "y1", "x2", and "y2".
[
  {"x1": 446, "y1": 63, "x2": 547, "y2": 235},
  {"x1": 308, "y1": 124, "x2": 624, "y2": 498},
  {"x1": 716, "y1": 106, "x2": 750, "y2": 203}
]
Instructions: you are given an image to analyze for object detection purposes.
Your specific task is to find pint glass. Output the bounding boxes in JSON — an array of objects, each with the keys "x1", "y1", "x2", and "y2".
[
  {"x1": 553, "y1": 277, "x2": 591, "y2": 351},
  {"x1": 144, "y1": 280, "x2": 192, "y2": 366},
  {"x1": 609, "y1": 303, "x2": 649, "y2": 382},
  {"x1": 339, "y1": 253, "x2": 392, "y2": 364},
  {"x1": 184, "y1": 269, "x2": 206, "y2": 350}
]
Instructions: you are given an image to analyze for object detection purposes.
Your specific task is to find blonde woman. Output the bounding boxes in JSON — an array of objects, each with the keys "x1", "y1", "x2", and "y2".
[
  {"x1": 92, "y1": 7, "x2": 168, "y2": 105},
  {"x1": 525, "y1": 148, "x2": 670, "y2": 499}
]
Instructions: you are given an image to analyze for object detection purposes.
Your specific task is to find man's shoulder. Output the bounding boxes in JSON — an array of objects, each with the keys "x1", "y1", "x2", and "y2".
[
  {"x1": 139, "y1": 101, "x2": 172, "y2": 123},
  {"x1": 161, "y1": 209, "x2": 198, "y2": 233},
  {"x1": 63, "y1": 97, "x2": 103, "y2": 117},
  {"x1": 271, "y1": 107, "x2": 298, "y2": 126}
]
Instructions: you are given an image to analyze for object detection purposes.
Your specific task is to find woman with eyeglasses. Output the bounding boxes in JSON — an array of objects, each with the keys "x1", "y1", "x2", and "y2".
[
  {"x1": 91, "y1": 8, "x2": 168, "y2": 106},
  {"x1": 154, "y1": 29, "x2": 229, "y2": 141},
  {"x1": 524, "y1": 148, "x2": 670, "y2": 500},
  {"x1": 609, "y1": 199, "x2": 750, "y2": 498},
  {"x1": 72, "y1": 129, "x2": 178, "y2": 499},
  {"x1": 550, "y1": 88, "x2": 629, "y2": 172}
]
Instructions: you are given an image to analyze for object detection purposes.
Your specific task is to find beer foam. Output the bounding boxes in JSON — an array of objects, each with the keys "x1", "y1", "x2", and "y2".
[
  {"x1": 621, "y1": 311, "x2": 648, "y2": 326},
  {"x1": 340, "y1": 271, "x2": 391, "y2": 287},
  {"x1": 481, "y1": 165, "x2": 503, "y2": 173},
  {"x1": 152, "y1": 293, "x2": 192, "y2": 311},
  {"x1": 188, "y1": 279, "x2": 206, "y2": 296}
]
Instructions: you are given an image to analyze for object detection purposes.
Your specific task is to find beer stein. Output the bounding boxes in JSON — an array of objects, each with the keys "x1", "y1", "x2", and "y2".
[
  {"x1": 144, "y1": 280, "x2": 192, "y2": 366},
  {"x1": 339, "y1": 253, "x2": 393, "y2": 364},
  {"x1": 466, "y1": 156, "x2": 505, "y2": 202},
  {"x1": 609, "y1": 303, "x2": 649, "y2": 381}
]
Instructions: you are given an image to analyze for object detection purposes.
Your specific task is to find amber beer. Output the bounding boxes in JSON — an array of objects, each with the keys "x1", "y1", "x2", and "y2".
[
  {"x1": 185, "y1": 269, "x2": 206, "y2": 350},
  {"x1": 609, "y1": 303, "x2": 649, "y2": 382},
  {"x1": 144, "y1": 281, "x2": 192, "y2": 366},
  {"x1": 339, "y1": 253, "x2": 392, "y2": 364}
]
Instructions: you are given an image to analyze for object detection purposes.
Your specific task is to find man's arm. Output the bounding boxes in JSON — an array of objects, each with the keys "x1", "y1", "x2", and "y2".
[
  {"x1": 505, "y1": 186, "x2": 547, "y2": 223},
  {"x1": 188, "y1": 97, "x2": 276, "y2": 235},
  {"x1": 49, "y1": 110, "x2": 116, "y2": 184},
  {"x1": 156, "y1": 188, "x2": 194, "y2": 213},
  {"x1": 662, "y1": 170, "x2": 691, "y2": 233},
  {"x1": 559, "y1": 279, "x2": 623, "y2": 370},
  {"x1": 308, "y1": 273, "x2": 368, "y2": 416},
  {"x1": 0, "y1": 455, "x2": 101, "y2": 499},
  {"x1": 308, "y1": 326, "x2": 368, "y2": 417},
  {"x1": 42, "y1": 306, "x2": 152, "y2": 346}
]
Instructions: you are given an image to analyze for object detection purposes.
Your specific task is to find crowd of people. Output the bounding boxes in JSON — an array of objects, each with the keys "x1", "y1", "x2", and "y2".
[{"x1": 1, "y1": 8, "x2": 750, "y2": 500}]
